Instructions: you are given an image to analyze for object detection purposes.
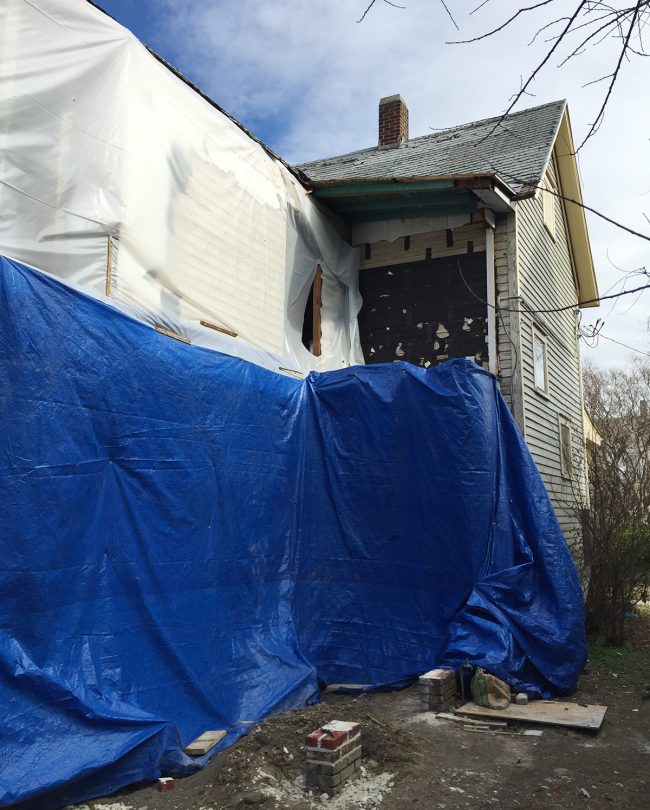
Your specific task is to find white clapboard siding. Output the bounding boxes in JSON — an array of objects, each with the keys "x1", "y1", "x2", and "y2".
[
  {"x1": 359, "y1": 223, "x2": 486, "y2": 269},
  {"x1": 514, "y1": 156, "x2": 587, "y2": 545},
  {"x1": 494, "y1": 214, "x2": 514, "y2": 410}
]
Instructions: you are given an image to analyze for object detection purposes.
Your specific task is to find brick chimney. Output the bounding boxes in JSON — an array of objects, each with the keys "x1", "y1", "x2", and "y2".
[{"x1": 378, "y1": 94, "x2": 409, "y2": 148}]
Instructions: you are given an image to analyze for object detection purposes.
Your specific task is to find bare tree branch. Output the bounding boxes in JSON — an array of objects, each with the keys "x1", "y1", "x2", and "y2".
[
  {"x1": 472, "y1": 2, "x2": 590, "y2": 144},
  {"x1": 439, "y1": 0, "x2": 460, "y2": 29},
  {"x1": 451, "y1": 1, "x2": 650, "y2": 149},
  {"x1": 578, "y1": 3, "x2": 641, "y2": 147},
  {"x1": 448, "y1": 0, "x2": 560, "y2": 44},
  {"x1": 357, "y1": 0, "x2": 406, "y2": 24}
]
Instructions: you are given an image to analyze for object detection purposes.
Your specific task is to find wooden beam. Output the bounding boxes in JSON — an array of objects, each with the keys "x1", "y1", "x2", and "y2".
[
  {"x1": 331, "y1": 191, "x2": 468, "y2": 214},
  {"x1": 486, "y1": 226, "x2": 497, "y2": 376},
  {"x1": 314, "y1": 179, "x2": 455, "y2": 198},
  {"x1": 279, "y1": 367, "x2": 304, "y2": 379},
  {"x1": 184, "y1": 730, "x2": 227, "y2": 756},
  {"x1": 312, "y1": 265, "x2": 322, "y2": 358},
  {"x1": 155, "y1": 325, "x2": 191, "y2": 344},
  {"x1": 200, "y1": 319, "x2": 238, "y2": 338},
  {"x1": 342, "y1": 203, "x2": 474, "y2": 223},
  {"x1": 105, "y1": 234, "x2": 113, "y2": 297}
]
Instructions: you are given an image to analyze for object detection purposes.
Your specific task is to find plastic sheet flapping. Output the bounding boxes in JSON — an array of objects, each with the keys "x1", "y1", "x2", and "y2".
[
  {"x1": 0, "y1": 257, "x2": 587, "y2": 808},
  {"x1": 0, "y1": 0, "x2": 364, "y2": 375}
]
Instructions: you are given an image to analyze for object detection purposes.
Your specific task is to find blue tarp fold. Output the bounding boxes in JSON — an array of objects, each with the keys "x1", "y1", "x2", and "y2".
[{"x1": 0, "y1": 257, "x2": 586, "y2": 807}]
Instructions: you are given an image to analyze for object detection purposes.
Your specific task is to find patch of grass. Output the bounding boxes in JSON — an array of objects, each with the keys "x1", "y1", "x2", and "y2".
[
  {"x1": 587, "y1": 605, "x2": 650, "y2": 679},
  {"x1": 589, "y1": 642, "x2": 647, "y2": 670},
  {"x1": 588, "y1": 631, "x2": 650, "y2": 683}
]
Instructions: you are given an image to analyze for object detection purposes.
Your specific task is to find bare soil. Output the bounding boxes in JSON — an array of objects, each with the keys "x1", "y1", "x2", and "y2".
[{"x1": 72, "y1": 611, "x2": 650, "y2": 810}]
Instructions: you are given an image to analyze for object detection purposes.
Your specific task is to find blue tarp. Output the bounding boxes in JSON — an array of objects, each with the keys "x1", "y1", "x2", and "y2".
[{"x1": 0, "y1": 256, "x2": 587, "y2": 807}]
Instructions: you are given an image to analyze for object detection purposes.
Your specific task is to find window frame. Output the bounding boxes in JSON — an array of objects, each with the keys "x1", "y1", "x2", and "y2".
[
  {"x1": 558, "y1": 414, "x2": 573, "y2": 479},
  {"x1": 301, "y1": 264, "x2": 322, "y2": 357},
  {"x1": 532, "y1": 324, "x2": 549, "y2": 397}
]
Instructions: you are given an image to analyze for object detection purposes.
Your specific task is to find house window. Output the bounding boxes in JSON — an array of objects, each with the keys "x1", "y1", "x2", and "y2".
[
  {"x1": 302, "y1": 265, "x2": 322, "y2": 356},
  {"x1": 532, "y1": 326, "x2": 548, "y2": 395},
  {"x1": 542, "y1": 172, "x2": 556, "y2": 240},
  {"x1": 559, "y1": 416, "x2": 573, "y2": 478}
]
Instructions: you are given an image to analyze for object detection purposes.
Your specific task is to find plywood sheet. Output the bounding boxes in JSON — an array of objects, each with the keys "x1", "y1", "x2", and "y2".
[{"x1": 456, "y1": 701, "x2": 607, "y2": 731}]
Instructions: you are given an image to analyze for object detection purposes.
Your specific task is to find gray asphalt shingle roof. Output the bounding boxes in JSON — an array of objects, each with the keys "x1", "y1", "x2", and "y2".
[{"x1": 297, "y1": 100, "x2": 566, "y2": 193}]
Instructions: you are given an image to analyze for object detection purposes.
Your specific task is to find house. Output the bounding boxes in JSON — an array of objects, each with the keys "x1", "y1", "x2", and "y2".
[
  {"x1": 0, "y1": 0, "x2": 597, "y2": 545},
  {"x1": 0, "y1": 3, "x2": 594, "y2": 805},
  {"x1": 298, "y1": 95, "x2": 599, "y2": 545}
]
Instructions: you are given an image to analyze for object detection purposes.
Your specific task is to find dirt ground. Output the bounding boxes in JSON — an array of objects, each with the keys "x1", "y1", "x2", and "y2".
[{"x1": 71, "y1": 611, "x2": 650, "y2": 810}]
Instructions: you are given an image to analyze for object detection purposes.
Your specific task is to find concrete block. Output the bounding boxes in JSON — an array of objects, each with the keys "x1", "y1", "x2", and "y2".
[
  {"x1": 420, "y1": 668, "x2": 455, "y2": 684},
  {"x1": 305, "y1": 746, "x2": 361, "y2": 776}
]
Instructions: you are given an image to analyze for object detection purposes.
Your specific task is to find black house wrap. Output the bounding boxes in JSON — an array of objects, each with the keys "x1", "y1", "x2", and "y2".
[{"x1": 358, "y1": 251, "x2": 488, "y2": 368}]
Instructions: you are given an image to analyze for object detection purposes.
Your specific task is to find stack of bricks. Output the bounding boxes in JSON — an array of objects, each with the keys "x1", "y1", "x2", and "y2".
[
  {"x1": 304, "y1": 720, "x2": 361, "y2": 796},
  {"x1": 419, "y1": 668, "x2": 457, "y2": 712}
]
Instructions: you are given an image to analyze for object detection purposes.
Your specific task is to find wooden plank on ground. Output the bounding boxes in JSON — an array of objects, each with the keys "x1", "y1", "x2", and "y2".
[
  {"x1": 184, "y1": 729, "x2": 227, "y2": 756},
  {"x1": 455, "y1": 701, "x2": 607, "y2": 732},
  {"x1": 437, "y1": 712, "x2": 507, "y2": 728},
  {"x1": 324, "y1": 683, "x2": 371, "y2": 693}
]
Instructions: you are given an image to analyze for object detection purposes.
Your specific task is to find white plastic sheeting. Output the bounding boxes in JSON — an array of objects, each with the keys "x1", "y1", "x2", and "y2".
[{"x1": 0, "y1": 0, "x2": 364, "y2": 373}]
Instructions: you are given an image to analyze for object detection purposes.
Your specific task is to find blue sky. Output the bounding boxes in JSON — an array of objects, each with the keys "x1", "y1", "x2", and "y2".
[{"x1": 96, "y1": 0, "x2": 650, "y2": 366}]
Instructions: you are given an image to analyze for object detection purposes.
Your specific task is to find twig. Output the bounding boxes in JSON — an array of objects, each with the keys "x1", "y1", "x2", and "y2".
[
  {"x1": 357, "y1": 0, "x2": 405, "y2": 23},
  {"x1": 439, "y1": 0, "x2": 459, "y2": 29},
  {"x1": 449, "y1": 0, "x2": 560, "y2": 44},
  {"x1": 362, "y1": 711, "x2": 388, "y2": 728},
  {"x1": 578, "y1": 3, "x2": 642, "y2": 148}
]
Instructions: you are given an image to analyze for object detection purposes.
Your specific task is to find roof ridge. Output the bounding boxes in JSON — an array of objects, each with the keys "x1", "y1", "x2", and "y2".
[
  {"x1": 407, "y1": 99, "x2": 566, "y2": 144},
  {"x1": 297, "y1": 99, "x2": 566, "y2": 169}
]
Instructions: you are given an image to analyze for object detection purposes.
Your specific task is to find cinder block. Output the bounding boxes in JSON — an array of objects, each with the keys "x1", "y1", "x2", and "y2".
[
  {"x1": 306, "y1": 746, "x2": 361, "y2": 776},
  {"x1": 341, "y1": 761, "x2": 357, "y2": 781},
  {"x1": 420, "y1": 668, "x2": 455, "y2": 685},
  {"x1": 429, "y1": 700, "x2": 454, "y2": 714},
  {"x1": 423, "y1": 680, "x2": 457, "y2": 697},
  {"x1": 425, "y1": 685, "x2": 456, "y2": 702}
]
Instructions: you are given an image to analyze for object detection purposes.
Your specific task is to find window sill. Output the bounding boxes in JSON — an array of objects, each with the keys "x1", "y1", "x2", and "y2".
[{"x1": 533, "y1": 384, "x2": 551, "y2": 401}]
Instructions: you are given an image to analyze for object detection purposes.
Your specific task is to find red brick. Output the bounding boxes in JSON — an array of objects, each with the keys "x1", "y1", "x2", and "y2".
[
  {"x1": 305, "y1": 730, "x2": 325, "y2": 748},
  {"x1": 321, "y1": 729, "x2": 348, "y2": 750},
  {"x1": 306, "y1": 735, "x2": 361, "y2": 762}
]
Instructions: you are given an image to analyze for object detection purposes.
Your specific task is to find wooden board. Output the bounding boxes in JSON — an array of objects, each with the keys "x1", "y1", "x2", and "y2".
[
  {"x1": 456, "y1": 701, "x2": 607, "y2": 732},
  {"x1": 324, "y1": 683, "x2": 371, "y2": 693},
  {"x1": 184, "y1": 729, "x2": 227, "y2": 756},
  {"x1": 155, "y1": 325, "x2": 191, "y2": 344}
]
